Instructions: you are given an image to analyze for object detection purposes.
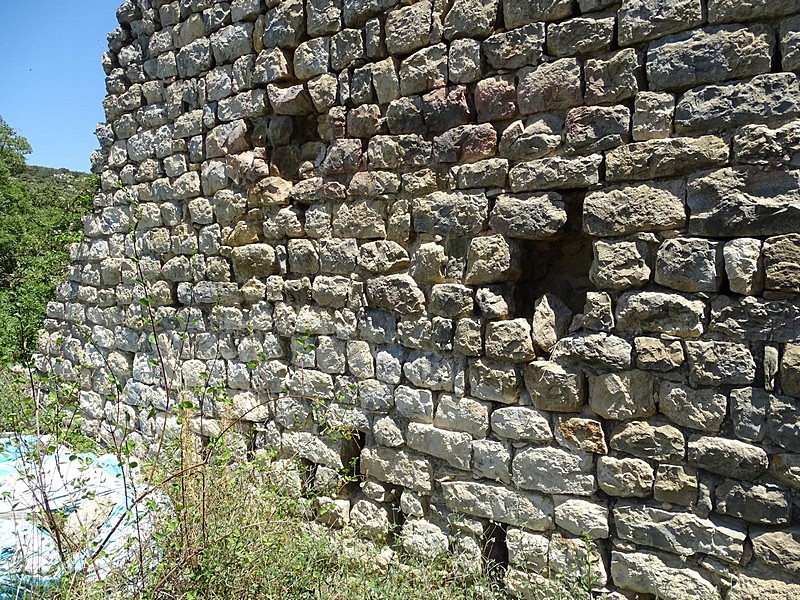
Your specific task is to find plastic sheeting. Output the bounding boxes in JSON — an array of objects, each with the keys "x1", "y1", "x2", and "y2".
[{"x1": 0, "y1": 436, "x2": 153, "y2": 599}]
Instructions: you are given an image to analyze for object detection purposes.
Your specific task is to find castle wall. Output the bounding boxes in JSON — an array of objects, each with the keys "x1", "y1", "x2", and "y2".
[{"x1": 40, "y1": 0, "x2": 800, "y2": 596}]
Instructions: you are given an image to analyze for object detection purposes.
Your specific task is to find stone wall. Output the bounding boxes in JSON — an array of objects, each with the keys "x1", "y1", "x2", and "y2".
[{"x1": 39, "y1": 0, "x2": 800, "y2": 597}]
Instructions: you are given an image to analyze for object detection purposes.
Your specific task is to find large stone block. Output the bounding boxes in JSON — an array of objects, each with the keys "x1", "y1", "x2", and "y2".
[
  {"x1": 615, "y1": 291, "x2": 705, "y2": 337},
  {"x1": 716, "y1": 480, "x2": 791, "y2": 525},
  {"x1": 443, "y1": 0, "x2": 499, "y2": 40},
  {"x1": 584, "y1": 48, "x2": 641, "y2": 105},
  {"x1": 360, "y1": 446, "x2": 432, "y2": 493},
  {"x1": 685, "y1": 340, "x2": 756, "y2": 386},
  {"x1": 508, "y1": 155, "x2": 602, "y2": 191},
  {"x1": 659, "y1": 382, "x2": 726, "y2": 432},
  {"x1": 512, "y1": 446, "x2": 596, "y2": 495},
  {"x1": 611, "y1": 551, "x2": 721, "y2": 600},
  {"x1": 610, "y1": 420, "x2": 685, "y2": 462},
  {"x1": 708, "y1": 0, "x2": 800, "y2": 24},
  {"x1": 564, "y1": 105, "x2": 630, "y2": 155},
  {"x1": 764, "y1": 234, "x2": 800, "y2": 293},
  {"x1": 469, "y1": 358, "x2": 520, "y2": 403},
  {"x1": 489, "y1": 193, "x2": 567, "y2": 240},
  {"x1": 583, "y1": 179, "x2": 686, "y2": 236},
  {"x1": 618, "y1": 0, "x2": 703, "y2": 46},
  {"x1": 483, "y1": 24, "x2": 545, "y2": 70},
  {"x1": 551, "y1": 332, "x2": 633, "y2": 372},
  {"x1": 547, "y1": 15, "x2": 614, "y2": 57},
  {"x1": 606, "y1": 136, "x2": 729, "y2": 182},
  {"x1": 688, "y1": 168, "x2": 800, "y2": 237},
  {"x1": 365, "y1": 275, "x2": 426, "y2": 315},
  {"x1": 597, "y1": 456, "x2": 654, "y2": 498},
  {"x1": 406, "y1": 423, "x2": 472, "y2": 470},
  {"x1": 647, "y1": 25, "x2": 774, "y2": 91},
  {"x1": 385, "y1": 1, "x2": 434, "y2": 56},
  {"x1": 589, "y1": 370, "x2": 655, "y2": 421},
  {"x1": 517, "y1": 59, "x2": 582, "y2": 115},
  {"x1": 491, "y1": 407, "x2": 553, "y2": 442},
  {"x1": 687, "y1": 435, "x2": 768, "y2": 479},
  {"x1": 675, "y1": 73, "x2": 800, "y2": 133},
  {"x1": 440, "y1": 480, "x2": 553, "y2": 528},
  {"x1": 464, "y1": 235, "x2": 520, "y2": 284},
  {"x1": 503, "y1": 0, "x2": 572, "y2": 28},
  {"x1": 751, "y1": 528, "x2": 800, "y2": 576},
  {"x1": 655, "y1": 237, "x2": 724, "y2": 293},
  {"x1": 413, "y1": 191, "x2": 488, "y2": 237},
  {"x1": 590, "y1": 238, "x2": 651, "y2": 291},
  {"x1": 485, "y1": 319, "x2": 536, "y2": 363},
  {"x1": 524, "y1": 361, "x2": 586, "y2": 412}
]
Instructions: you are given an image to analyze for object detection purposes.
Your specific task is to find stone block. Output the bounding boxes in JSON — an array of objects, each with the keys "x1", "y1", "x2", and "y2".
[
  {"x1": 590, "y1": 239, "x2": 651, "y2": 291},
  {"x1": 524, "y1": 361, "x2": 585, "y2": 412},
  {"x1": 585, "y1": 48, "x2": 641, "y2": 105},
  {"x1": 730, "y1": 387, "x2": 769, "y2": 442},
  {"x1": 448, "y1": 38, "x2": 482, "y2": 84},
  {"x1": 485, "y1": 319, "x2": 535, "y2": 363},
  {"x1": 616, "y1": 291, "x2": 705, "y2": 338},
  {"x1": 635, "y1": 337, "x2": 684, "y2": 371},
  {"x1": 532, "y1": 293, "x2": 571, "y2": 354},
  {"x1": 413, "y1": 191, "x2": 488, "y2": 237},
  {"x1": 751, "y1": 528, "x2": 800, "y2": 576},
  {"x1": 399, "y1": 45, "x2": 448, "y2": 96},
  {"x1": 509, "y1": 155, "x2": 602, "y2": 192},
  {"x1": 359, "y1": 240, "x2": 409, "y2": 274},
  {"x1": 443, "y1": 0, "x2": 499, "y2": 40},
  {"x1": 688, "y1": 435, "x2": 768, "y2": 479},
  {"x1": 385, "y1": 1, "x2": 434, "y2": 56},
  {"x1": 654, "y1": 464, "x2": 698, "y2": 505},
  {"x1": 660, "y1": 382, "x2": 726, "y2": 433},
  {"x1": 782, "y1": 16, "x2": 800, "y2": 72},
  {"x1": 610, "y1": 420, "x2": 685, "y2": 462},
  {"x1": 441, "y1": 480, "x2": 553, "y2": 528},
  {"x1": 611, "y1": 551, "x2": 721, "y2": 600},
  {"x1": 434, "y1": 394, "x2": 490, "y2": 438},
  {"x1": 433, "y1": 123, "x2": 497, "y2": 163},
  {"x1": 506, "y1": 528, "x2": 548, "y2": 570},
  {"x1": 582, "y1": 291, "x2": 614, "y2": 332},
  {"x1": 547, "y1": 15, "x2": 614, "y2": 57},
  {"x1": 554, "y1": 498, "x2": 609, "y2": 539},
  {"x1": 685, "y1": 340, "x2": 756, "y2": 386},
  {"x1": 565, "y1": 105, "x2": 630, "y2": 155},
  {"x1": 307, "y1": 0, "x2": 342, "y2": 37},
  {"x1": 689, "y1": 167, "x2": 800, "y2": 237},
  {"x1": 768, "y1": 394, "x2": 800, "y2": 452},
  {"x1": 517, "y1": 59, "x2": 582, "y2": 115},
  {"x1": 597, "y1": 456, "x2": 654, "y2": 498},
  {"x1": 764, "y1": 234, "x2": 800, "y2": 293},
  {"x1": 708, "y1": 0, "x2": 799, "y2": 24},
  {"x1": 513, "y1": 446, "x2": 595, "y2": 496},
  {"x1": 464, "y1": 235, "x2": 520, "y2": 285},
  {"x1": 456, "y1": 158, "x2": 509, "y2": 189},
  {"x1": 647, "y1": 25, "x2": 774, "y2": 91},
  {"x1": 499, "y1": 115, "x2": 563, "y2": 160},
  {"x1": 472, "y1": 439, "x2": 512, "y2": 483},
  {"x1": 551, "y1": 332, "x2": 633, "y2": 372},
  {"x1": 716, "y1": 481, "x2": 791, "y2": 525},
  {"x1": 724, "y1": 238, "x2": 764, "y2": 295},
  {"x1": 483, "y1": 23, "x2": 545, "y2": 70},
  {"x1": 606, "y1": 136, "x2": 729, "y2": 182},
  {"x1": 468, "y1": 358, "x2": 520, "y2": 403},
  {"x1": 403, "y1": 352, "x2": 456, "y2": 391},
  {"x1": 655, "y1": 237, "x2": 724, "y2": 293},
  {"x1": 589, "y1": 370, "x2": 655, "y2": 421},
  {"x1": 491, "y1": 407, "x2": 553, "y2": 442},
  {"x1": 632, "y1": 92, "x2": 675, "y2": 141},
  {"x1": 407, "y1": 423, "x2": 472, "y2": 470},
  {"x1": 675, "y1": 73, "x2": 800, "y2": 133},
  {"x1": 366, "y1": 275, "x2": 425, "y2": 315},
  {"x1": 394, "y1": 385, "x2": 434, "y2": 422},
  {"x1": 474, "y1": 75, "x2": 517, "y2": 123},
  {"x1": 556, "y1": 417, "x2": 607, "y2": 454},
  {"x1": 618, "y1": 0, "x2": 703, "y2": 46},
  {"x1": 360, "y1": 446, "x2": 432, "y2": 493}
]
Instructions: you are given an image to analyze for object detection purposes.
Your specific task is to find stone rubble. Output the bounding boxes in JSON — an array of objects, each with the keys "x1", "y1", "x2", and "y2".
[{"x1": 42, "y1": 0, "x2": 800, "y2": 597}]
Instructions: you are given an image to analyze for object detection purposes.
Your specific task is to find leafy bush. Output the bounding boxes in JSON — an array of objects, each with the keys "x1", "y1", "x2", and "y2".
[{"x1": 0, "y1": 116, "x2": 97, "y2": 363}]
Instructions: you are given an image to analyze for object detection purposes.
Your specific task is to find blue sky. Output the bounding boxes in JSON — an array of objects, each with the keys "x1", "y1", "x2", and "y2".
[{"x1": 0, "y1": 2, "x2": 120, "y2": 172}]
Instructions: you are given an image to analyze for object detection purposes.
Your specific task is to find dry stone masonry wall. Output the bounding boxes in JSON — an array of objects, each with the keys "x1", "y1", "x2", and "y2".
[{"x1": 39, "y1": 0, "x2": 800, "y2": 597}]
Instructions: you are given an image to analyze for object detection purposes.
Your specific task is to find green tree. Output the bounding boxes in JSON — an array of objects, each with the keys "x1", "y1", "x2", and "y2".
[{"x1": 0, "y1": 115, "x2": 32, "y2": 184}]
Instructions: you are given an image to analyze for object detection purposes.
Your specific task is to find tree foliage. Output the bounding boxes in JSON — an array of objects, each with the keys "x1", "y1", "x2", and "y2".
[{"x1": 0, "y1": 115, "x2": 97, "y2": 362}]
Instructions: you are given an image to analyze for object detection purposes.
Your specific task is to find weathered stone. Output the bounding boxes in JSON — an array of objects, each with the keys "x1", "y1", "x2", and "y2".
[
  {"x1": 350, "y1": 499, "x2": 391, "y2": 542},
  {"x1": 230, "y1": 244, "x2": 277, "y2": 278},
  {"x1": 616, "y1": 292, "x2": 705, "y2": 337},
  {"x1": 687, "y1": 435, "x2": 768, "y2": 479},
  {"x1": 503, "y1": 0, "x2": 572, "y2": 27},
  {"x1": 482, "y1": 23, "x2": 545, "y2": 70},
  {"x1": 618, "y1": 0, "x2": 703, "y2": 46},
  {"x1": 433, "y1": 123, "x2": 497, "y2": 163},
  {"x1": 360, "y1": 446, "x2": 432, "y2": 493},
  {"x1": 708, "y1": 0, "x2": 800, "y2": 24},
  {"x1": 709, "y1": 297, "x2": 800, "y2": 344},
  {"x1": 547, "y1": 15, "x2": 614, "y2": 57},
  {"x1": 728, "y1": 573, "x2": 800, "y2": 600},
  {"x1": 499, "y1": 115, "x2": 563, "y2": 160},
  {"x1": 485, "y1": 319, "x2": 535, "y2": 363},
  {"x1": 524, "y1": 361, "x2": 586, "y2": 412},
  {"x1": 434, "y1": 394, "x2": 490, "y2": 438},
  {"x1": 590, "y1": 238, "x2": 651, "y2": 291},
  {"x1": 394, "y1": 385, "x2": 434, "y2": 422},
  {"x1": 413, "y1": 192, "x2": 488, "y2": 237},
  {"x1": 583, "y1": 291, "x2": 614, "y2": 332},
  {"x1": 472, "y1": 439, "x2": 511, "y2": 483},
  {"x1": 688, "y1": 168, "x2": 800, "y2": 237},
  {"x1": 489, "y1": 193, "x2": 566, "y2": 241},
  {"x1": 399, "y1": 44, "x2": 448, "y2": 96},
  {"x1": 469, "y1": 358, "x2": 519, "y2": 403},
  {"x1": 267, "y1": 84, "x2": 313, "y2": 115},
  {"x1": 783, "y1": 343, "x2": 800, "y2": 397},
  {"x1": 606, "y1": 136, "x2": 729, "y2": 182},
  {"x1": 655, "y1": 237, "x2": 724, "y2": 293},
  {"x1": 512, "y1": 447, "x2": 595, "y2": 496},
  {"x1": 724, "y1": 238, "x2": 764, "y2": 295},
  {"x1": 441, "y1": 480, "x2": 553, "y2": 528},
  {"x1": 565, "y1": 105, "x2": 630, "y2": 155},
  {"x1": 556, "y1": 418, "x2": 607, "y2": 455},
  {"x1": 611, "y1": 551, "x2": 722, "y2": 600},
  {"x1": 615, "y1": 501, "x2": 746, "y2": 562},
  {"x1": 401, "y1": 519, "x2": 449, "y2": 560},
  {"x1": 647, "y1": 26, "x2": 774, "y2": 91},
  {"x1": 716, "y1": 481, "x2": 791, "y2": 525},
  {"x1": 734, "y1": 119, "x2": 800, "y2": 166},
  {"x1": 385, "y1": 1, "x2": 434, "y2": 56},
  {"x1": 783, "y1": 16, "x2": 800, "y2": 72},
  {"x1": 772, "y1": 453, "x2": 800, "y2": 490},
  {"x1": 517, "y1": 59, "x2": 582, "y2": 115},
  {"x1": 403, "y1": 352, "x2": 455, "y2": 392},
  {"x1": 610, "y1": 420, "x2": 685, "y2": 462},
  {"x1": 407, "y1": 423, "x2": 472, "y2": 470},
  {"x1": 751, "y1": 528, "x2": 800, "y2": 576},
  {"x1": 585, "y1": 48, "x2": 641, "y2": 105},
  {"x1": 598, "y1": 456, "x2": 654, "y2": 497},
  {"x1": 448, "y1": 39, "x2": 482, "y2": 84},
  {"x1": 429, "y1": 284, "x2": 473, "y2": 318},
  {"x1": 583, "y1": 180, "x2": 686, "y2": 236},
  {"x1": 464, "y1": 235, "x2": 520, "y2": 285},
  {"x1": 768, "y1": 394, "x2": 800, "y2": 452},
  {"x1": 506, "y1": 528, "x2": 548, "y2": 571},
  {"x1": 685, "y1": 340, "x2": 755, "y2": 386},
  {"x1": 589, "y1": 370, "x2": 655, "y2": 421},
  {"x1": 660, "y1": 382, "x2": 726, "y2": 432},
  {"x1": 531, "y1": 294, "x2": 571, "y2": 354},
  {"x1": 654, "y1": 464, "x2": 698, "y2": 505},
  {"x1": 551, "y1": 333, "x2": 633, "y2": 372},
  {"x1": 509, "y1": 155, "x2": 602, "y2": 192},
  {"x1": 366, "y1": 275, "x2": 425, "y2": 315},
  {"x1": 730, "y1": 387, "x2": 769, "y2": 442},
  {"x1": 359, "y1": 240, "x2": 409, "y2": 274},
  {"x1": 456, "y1": 158, "x2": 508, "y2": 189},
  {"x1": 554, "y1": 498, "x2": 609, "y2": 539},
  {"x1": 675, "y1": 73, "x2": 800, "y2": 133},
  {"x1": 764, "y1": 234, "x2": 800, "y2": 293},
  {"x1": 443, "y1": 0, "x2": 499, "y2": 40},
  {"x1": 632, "y1": 92, "x2": 675, "y2": 141},
  {"x1": 635, "y1": 337, "x2": 684, "y2": 371},
  {"x1": 491, "y1": 407, "x2": 552, "y2": 442}
]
